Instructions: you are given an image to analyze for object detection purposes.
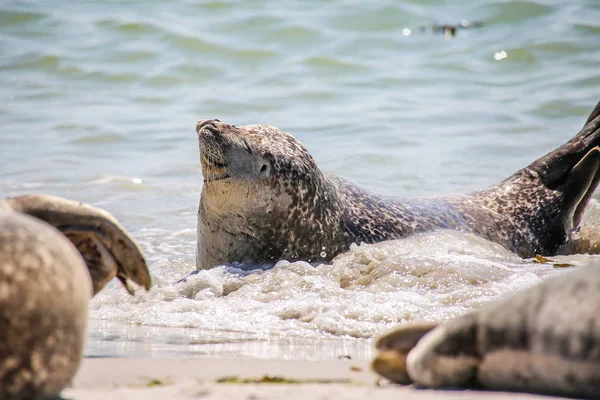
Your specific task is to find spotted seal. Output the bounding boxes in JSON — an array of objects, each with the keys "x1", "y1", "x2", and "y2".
[
  {"x1": 372, "y1": 264, "x2": 600, "y2": 397},
  {"x1": 195, "y1": 101, "x2": 600, "y2": 270},
  {"x1": 0, "y1": 194, "x2": 151, "y2": 399}
]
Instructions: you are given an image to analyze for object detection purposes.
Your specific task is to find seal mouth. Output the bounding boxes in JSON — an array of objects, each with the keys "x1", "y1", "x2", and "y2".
[
  {"x1": 200, "y1": 153, "x2": 231, "y2": 183},
  {"x1": 197, "y1": 121, "x2": 231, "y2": 183},
  {"x1": 204, "y1": 174, "x2": 231, "y2": 183}
]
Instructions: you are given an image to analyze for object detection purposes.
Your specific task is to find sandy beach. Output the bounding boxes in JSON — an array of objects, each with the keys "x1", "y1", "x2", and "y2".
[{"x1": 64, "y1": 358, "x2": 573, "y2": 400}]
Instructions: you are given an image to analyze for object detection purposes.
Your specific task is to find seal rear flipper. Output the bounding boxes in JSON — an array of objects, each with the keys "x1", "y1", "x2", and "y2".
[
  {"x1": 563, "y1": 147, "x2": 600, "y2": 230},
  {"x1": 523, "y1": 100, "x2": 600, "y2": 188},
  {"x1": 6, "y1": 194, "x2": 151, "y2": 295},
  {"x1": 61, "y1": 231, "x2": 122, "y2": 295},
  {"x1": 584, "y1": 100, "x2": 600, "y2": 125},
  {"x1": 536, "y1": 148, "x2": 600, "y2": 255}
]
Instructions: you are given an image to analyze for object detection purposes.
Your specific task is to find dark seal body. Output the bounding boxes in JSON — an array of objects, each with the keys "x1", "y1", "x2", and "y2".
[
  {"x1": 373, "y1": 264, "x2": 600, "y2": 398},
  {"x1": 196, "y1": 101, "x2": 600, "y2": 269}
]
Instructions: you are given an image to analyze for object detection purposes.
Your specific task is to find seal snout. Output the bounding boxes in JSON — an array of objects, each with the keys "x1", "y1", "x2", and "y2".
[{"x1": 196, "y1": 119, "x2": 221, "y2": 134}]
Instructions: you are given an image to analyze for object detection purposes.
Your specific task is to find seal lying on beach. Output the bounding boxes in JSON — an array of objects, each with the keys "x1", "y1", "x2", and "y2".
[
  {"x1": 195, "y1": 101, "x2": 600, "y2": 269},
  {"x1": 372, "y1": 264, "x2": 600, "y2": 398},
  {"x1": 0, "y1": 194, "x2": 151, "y2": 400}
]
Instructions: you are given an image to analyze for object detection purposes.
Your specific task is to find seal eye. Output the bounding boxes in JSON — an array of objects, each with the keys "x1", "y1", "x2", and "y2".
[{"x1": 260, "y1": 164, "x2": 268, "y2": 173}]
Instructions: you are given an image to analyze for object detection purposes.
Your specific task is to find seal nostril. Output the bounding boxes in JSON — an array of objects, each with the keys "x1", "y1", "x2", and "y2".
[{"x1": 196, "y1": 119, "x2": 219, "y2": 134}]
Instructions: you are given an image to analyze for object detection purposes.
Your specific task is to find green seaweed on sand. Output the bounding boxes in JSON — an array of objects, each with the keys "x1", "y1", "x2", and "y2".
[{"x1": 216, "y1": 375, "x2": 351, "y2": 384}]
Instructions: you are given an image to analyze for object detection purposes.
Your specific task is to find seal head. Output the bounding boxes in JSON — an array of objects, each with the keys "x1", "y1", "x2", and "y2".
[{"x1": 196, "y1": 119, "x2": 345, "y2": 269}]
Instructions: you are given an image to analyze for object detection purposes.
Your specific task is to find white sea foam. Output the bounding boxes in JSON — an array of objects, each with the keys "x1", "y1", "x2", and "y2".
[{"x1": 89, "y1": 208, "x2": 600, "y2": 359}]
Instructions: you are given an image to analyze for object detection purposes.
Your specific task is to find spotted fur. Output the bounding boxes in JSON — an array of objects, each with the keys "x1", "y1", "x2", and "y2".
[{"x1": 195, "y1": 101, "x2": 600, "y2": 269}]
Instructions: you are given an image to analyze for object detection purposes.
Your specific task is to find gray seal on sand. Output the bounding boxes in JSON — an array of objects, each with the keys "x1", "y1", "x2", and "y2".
[
  {"x1": 195, "y1": 101, "x2": 600, "y2": 270},
  {"x1": 372, "y1": 264, "x2": 600, "y2": 398},
  {"x1": 0, "y1": 194, "x2": 151, "y2": 400}
]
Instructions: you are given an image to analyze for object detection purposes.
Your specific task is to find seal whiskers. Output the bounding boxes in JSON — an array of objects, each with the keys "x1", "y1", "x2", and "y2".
[{"x1": 195, "y1": 101, "x2": 600, "y2": 269}]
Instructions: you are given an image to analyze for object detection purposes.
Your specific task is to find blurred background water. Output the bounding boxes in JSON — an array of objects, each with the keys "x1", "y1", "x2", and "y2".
[{"x1": 1, "y1": 0, "x2": 600, "y2": 360}]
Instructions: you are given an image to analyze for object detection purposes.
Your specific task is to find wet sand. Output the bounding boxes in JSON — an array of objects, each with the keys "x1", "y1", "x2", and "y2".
[{"x1": 64, "y1": 358, "x2": 572, "y2": 400}]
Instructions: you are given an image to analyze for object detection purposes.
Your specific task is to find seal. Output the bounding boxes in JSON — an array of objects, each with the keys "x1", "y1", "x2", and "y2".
[
  {"x1": 372, "y1": 264, "x2": 600, "y2": 398},
  {"x1": 195, "y1": 101, "x2": 600, "y2": 270},
  {"x1": 0, "y1": 194, "x2": 151, "y2": 400}
]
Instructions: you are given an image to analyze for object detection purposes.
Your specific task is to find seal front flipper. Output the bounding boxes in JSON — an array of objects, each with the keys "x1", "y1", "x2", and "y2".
[
  {"x1": 6, "y1": 194, "x2": 151, "y2": 295},
  {"x1": 372, "y1": 323, "x2": 438, "y2": 384},
  {"x1": 405, "y1": 317, "x2": 481, "y2": 388},
  {"x1": 372, "y1": 318, "x2": 482, "y2": 388}
]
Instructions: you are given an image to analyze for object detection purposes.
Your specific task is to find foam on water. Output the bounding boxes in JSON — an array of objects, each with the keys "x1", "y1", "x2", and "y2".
[{"x1": 87, "y1": 202, "x2": 600, "y2": 359}]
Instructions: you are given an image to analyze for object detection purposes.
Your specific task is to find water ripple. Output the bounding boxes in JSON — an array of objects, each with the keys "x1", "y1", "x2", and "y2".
[{"x1": 2, "y1": 0, "x2": 600, "y2": 359}]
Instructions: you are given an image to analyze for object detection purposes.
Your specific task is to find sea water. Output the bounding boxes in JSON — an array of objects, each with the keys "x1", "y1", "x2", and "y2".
[{"x1": 1, "y1": 0, "x2": 600, "y2": 360}]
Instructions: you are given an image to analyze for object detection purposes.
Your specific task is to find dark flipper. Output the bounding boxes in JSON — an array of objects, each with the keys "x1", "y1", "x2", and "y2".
[
  {"x1": 6, "y1": 194, "x2": 151, "y2": 296},
  {"x1": 564, "y1": 147, "x2": 600, "y2": 229},
  {"x1": 575, "y1": 102, "x2": 600, "y2": 226},
  {"x1": 524, "y1": 100, "x2": 600, "y2": 189},
  {"x1": 585, "y1": 100, "x2": 600, "y2": 125},
  {"x1": 375, "y1": 323, "x2": 438, "y2": 352}
]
